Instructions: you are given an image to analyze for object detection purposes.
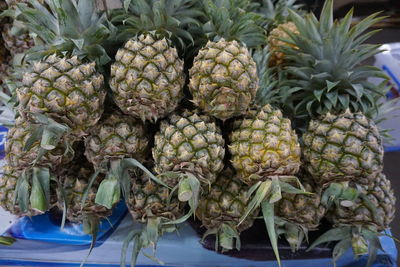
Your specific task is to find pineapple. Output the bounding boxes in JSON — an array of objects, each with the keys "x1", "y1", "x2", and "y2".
[
  {"x1": 196, "y1": 168, "x2": 258, "y2": 251},
  {"x1": 278, "y1": 0, "x2": 386, "y2": 125},
  {"x1": 109, "y1": 0, "x2": 200, "y2": 122},
  {"x1": 84, "y1": 112, "x2": 149, "y2": 171},
  {"x1": 311, "y1": 173, "x2": 395, "y2": 266},
  {"x1": 188, "y1": 0, "x2": 265, "y2": 120},
  {"x1": 15, "y1": 0, "x2": 110, "y2": 138},
  {"x1": 302, "y1": 110, "x2": 384, "y2": 186},
  {"x1": 228, "y1": 104, "x2": 302, "y2": 265},
  {"x1": 5, "y1": 118, "x2": 75, "y2": 169},
  {"x1": 275, "y1": 174, "x2": 326, "y2": 251},
  {"x1": 17, "y1": 54, "x2": 106, "y2": 137},
  {"x1": 327, "y1": 173, "x2": 395, "y2": 231},
  {"x1": 58, "y1": 162, "x2": 112, "y2": 224},
  {"x1": 0, "y1": 165, "x2": 56, "y2": 216},
  {"x1": 229, "y1": 104, "x2": 301, "y2": 183},
  {"x1": 152, "y1": 109, "x2": 225, "y2": 187},
  {"x1": 267, "y1": 21, "x2": 298, "y2": 66},
  {"x1": 125, "y1": 173, "x2": 184, "y2": 265}
]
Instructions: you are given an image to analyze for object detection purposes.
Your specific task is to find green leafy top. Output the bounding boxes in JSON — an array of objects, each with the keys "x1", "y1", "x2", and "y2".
[
  {"x1": 111, "y1": 0, "x2": 203, "y2": 54},
  {"x1": 14, "y1": 0, "x2": 114, "y2": 66},
  {"x1": 202, "y1": 0, "x2": 266, "y2": 48},
  {"x1": 278, "y1": 0, "x2": 388, "y2": 124},
  {"x1": 251, "y1": 0, "x2": 303, "y2": 32}
]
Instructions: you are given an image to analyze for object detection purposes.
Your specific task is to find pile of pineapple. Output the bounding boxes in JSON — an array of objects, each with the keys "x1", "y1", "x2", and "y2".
[{"x1": 0, "y1": 0, "x2": 396, "y2": 266}]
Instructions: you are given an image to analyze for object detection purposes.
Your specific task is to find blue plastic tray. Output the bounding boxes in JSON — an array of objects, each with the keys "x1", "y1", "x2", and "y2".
[{"x1": 7, "y1": 201, "x2": 127, "y2": 245}]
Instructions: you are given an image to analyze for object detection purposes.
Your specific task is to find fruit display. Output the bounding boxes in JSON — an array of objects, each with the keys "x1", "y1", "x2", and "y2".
[{"x1": 0, "y1": 0, "x2": 396, "y2": 267}]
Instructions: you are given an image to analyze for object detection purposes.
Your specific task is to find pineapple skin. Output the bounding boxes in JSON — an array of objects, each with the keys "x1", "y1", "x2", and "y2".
[
  {"x1": 58, "y1": 164, "x2": 111, "y2": 223},
  {"x1": 110, "y1": 34, "x2": 185, "y2": 122},
  {"x1": 189, "y1": 39, "x2": 259, "y2": 121},
  {"x1": 268, "y1": 21, "x2": 298, "y2": 66},
  {"x1": 276, "y1": 177, "x2": 326, "y2": 230},
  {"x1": 127, "y1": 174, "x2": 183, "y2": 223},
  {"x1": 302, "y1": 110, "x2": 384, "y2": 186},
  {"x1": 5, "y1": 118, "x2": 75, "y2": 169},
  {"x1": 17, "y1": 54, "x2": 106, "y2": 137},
  {"x1": 229, "y1": 104, "x2": 301, "y2": 184},
  {"x1": 152, "y1": 110, "x2": 225, "y2": 187},
  {"x1": 197, "y1": 168, "x2": 257, "y2": 233},
  {"x1": 84, "y1": 112, "x2": 149, "y2": 171},
  {"x1": 327, "y1": 173, "x2": 396, "y2": 232}
]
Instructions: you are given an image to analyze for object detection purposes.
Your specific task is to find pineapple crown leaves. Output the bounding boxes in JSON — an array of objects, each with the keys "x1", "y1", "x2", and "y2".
[
  {"x1": 278, "y1": 0, "x2": 388, "y2": 121},
  {"x1": 111, "y1": 0, "x2": 203, "y2": 54},
  {"x1": 202, "y1": 0, "x2": 266, "y2": 48},
  {"x1": 250, "y1": 0, "x2": 303, "y2": 32},
  {"x1": 15, "y1": 0, "x2": 115, "y2": 67},
  {"x1": 253, "y1": 46, "x2": 281, "y2": 107},
  {"x1": 308, "y1": 226, "x2": 385, "y2": 267}
]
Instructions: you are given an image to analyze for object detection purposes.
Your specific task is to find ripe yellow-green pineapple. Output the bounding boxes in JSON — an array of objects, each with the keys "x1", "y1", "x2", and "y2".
[
  {"x1": 17, "y1": 54, "x2": 106, "y2": 137},
  {"x1": 230, "y1": 104, "x2": 301, "y2": 183},
  {"x1": 153, "y1": 109, "x2": 225, "y2": 187},
  {"x1": 268, "y1": 22, "x2": 298, "y2": 66},
  {"x1": 229, "y1": 104, "x2": 302, "y2": 265},
  {"x1": 302, "y1": 110, "x2": 383, "y2": 186},
  {"x1": 84, "y1": 112, "x2": 149, "y2": 171},
  {"x1": 152, "y1": 109, "x2": 225, "y2": 218},
  {"x1": 15, "y1": 0, "x2": 110, "y2": 138},
  {"x1": 197, "y1": 168, "x2": 258, "y2": 251},
  {"x1": 188, "y1": 0, "x2": 265, "y2": 120},
  {"x1": 109, "y1": 0, "x2": 201, "y2": 122}
]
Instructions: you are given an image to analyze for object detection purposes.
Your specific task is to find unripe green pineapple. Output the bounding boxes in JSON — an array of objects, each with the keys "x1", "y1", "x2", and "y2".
[
  {"x1": 327, "y1": 173, "x2": 395, "y2": 231},
  {"x1": 229, "y1": 104, "x2": 301, "y2": 184},
  {"x1": 189, "y1": 39, "x2": 259, "y2": 120},
  {"x1": 110, "y1": 34, "x2": 185, "y2": 122},
  {"x1": 84, "y1": 112, "x2": 149, "y2": 171},
  {"x1": 152, "y1": 110, "x2": 225, "y2": 187},
  {"x1": 302, "y1": 110, "x2": 383, "y2": 186},
  {"x1": 5, "y1": 118, "x2": 75, "y2": 169},
  {"x1": 17, "y1": 55, "x2": 106, "y2": 137},
  {"x1": 267, "y1": 21, "x2": 298, "y2": 66},
  {"x1": 197, "y1": 168, "x2": 258, "y2": 251}
]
